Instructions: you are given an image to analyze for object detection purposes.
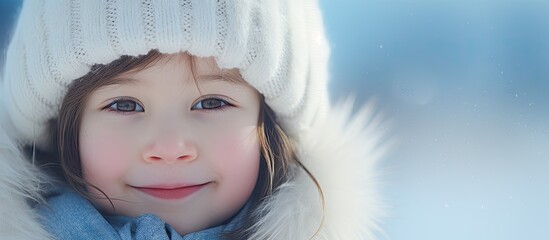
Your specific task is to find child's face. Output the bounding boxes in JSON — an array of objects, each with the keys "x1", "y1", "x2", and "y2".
[{"x1": 79, "y1": 54, "x2": 261, "y2": 235}]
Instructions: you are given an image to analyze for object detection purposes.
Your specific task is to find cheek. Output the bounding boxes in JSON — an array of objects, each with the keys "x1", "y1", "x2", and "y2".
[
  {"x1": 79, "y1": 129, "x2": 133, "y2": 185},
  {"x1": 210, "y1": 126, "x2": 261, "y2": 198},
  {"x1": 212, "y1": 126, "x2": 260, "y2": 170}
]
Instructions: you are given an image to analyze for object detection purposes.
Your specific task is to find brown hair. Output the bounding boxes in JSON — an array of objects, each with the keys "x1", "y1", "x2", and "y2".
[{"x1": 51, "y1": 50, "x2": 324, "y2": 239}]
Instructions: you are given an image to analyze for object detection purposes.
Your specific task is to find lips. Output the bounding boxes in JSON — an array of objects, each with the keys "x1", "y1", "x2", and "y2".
[{"x1": 134, "y1": 182, "x2": 210, "y2": 200}]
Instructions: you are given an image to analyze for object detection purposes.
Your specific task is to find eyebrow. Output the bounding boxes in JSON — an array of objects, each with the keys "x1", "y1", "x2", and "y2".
[
  {"x1": 106, "y1": 77, "x2": 142, "y2": 86},
  {"x1": 195, "y1": 74, "x2": 248, "y2": 86}
]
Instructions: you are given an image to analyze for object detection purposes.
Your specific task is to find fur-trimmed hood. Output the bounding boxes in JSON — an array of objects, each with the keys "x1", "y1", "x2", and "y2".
[{"x1": 0, "y1": 100, "x2": 387, "y2": 239}]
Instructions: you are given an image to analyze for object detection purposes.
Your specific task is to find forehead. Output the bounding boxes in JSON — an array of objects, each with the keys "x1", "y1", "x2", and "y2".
[{"x1": 113, "y1": 52, "x2": 248, "y2": 86}]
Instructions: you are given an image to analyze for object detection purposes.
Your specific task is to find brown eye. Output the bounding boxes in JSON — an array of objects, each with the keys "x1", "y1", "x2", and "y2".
[
  {"x1": 108, "y1": 99, "x2": 144, "y2": 112},
  {"x1": 192, "y1": 98, "x2": 229, "y2": 110}
]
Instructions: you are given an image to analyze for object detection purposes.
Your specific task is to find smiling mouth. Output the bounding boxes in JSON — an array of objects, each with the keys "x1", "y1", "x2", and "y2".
[{"x1": 134, "y1": 182, "x2": 210, "y2": 200}]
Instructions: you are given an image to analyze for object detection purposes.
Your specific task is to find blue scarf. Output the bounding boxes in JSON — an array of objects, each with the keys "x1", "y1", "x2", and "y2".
[{"x1": 37, "y1": 186, "x2": 248, "y2": 240}]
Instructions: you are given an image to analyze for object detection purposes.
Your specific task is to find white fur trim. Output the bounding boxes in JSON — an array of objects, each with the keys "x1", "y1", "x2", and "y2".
[
  {"x1": 0, "y1": 126, "x2": 52, "y2": 240},
  {"x1": 247, "y1": 99, "x2": 388, "y2": 239}
]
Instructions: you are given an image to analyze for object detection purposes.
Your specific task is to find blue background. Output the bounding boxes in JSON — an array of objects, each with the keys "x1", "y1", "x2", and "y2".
[
  {"x1": 1, "y1": 1, "x2": 548, "y2": 239},
  {"x1": 319, "y1": 1, "x2": 549, "y2": 239}
]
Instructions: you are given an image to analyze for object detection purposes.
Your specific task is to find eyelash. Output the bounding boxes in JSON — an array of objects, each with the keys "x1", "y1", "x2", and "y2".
[
  {"x1": 103, "y1": 96, "x2": 234, "y2": 114},
  {"x1": 103, "y1": 97, "x2": 143, "y2": 115},
  {"x1": 191, "y1": 96, "x2": 233, "y2": 111}
]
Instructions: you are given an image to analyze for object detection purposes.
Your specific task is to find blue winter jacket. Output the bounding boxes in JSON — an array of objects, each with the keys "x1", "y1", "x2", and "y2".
[{"x1": 37, "y1": 185, "x2": 247, "y2": 240}]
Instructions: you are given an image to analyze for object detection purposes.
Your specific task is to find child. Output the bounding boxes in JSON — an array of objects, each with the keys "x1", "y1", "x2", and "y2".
[{"x1": 0, "y1": 0, "x2": 386, "y2": 239}]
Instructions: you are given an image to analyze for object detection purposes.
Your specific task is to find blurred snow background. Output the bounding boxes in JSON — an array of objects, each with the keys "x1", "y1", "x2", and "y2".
[
  {"x1": 1, "y1": 0, "x2": 548, "y2": 239},
  {"x1": 320, "y1": 0, "x2": 549, "y2": 239}
]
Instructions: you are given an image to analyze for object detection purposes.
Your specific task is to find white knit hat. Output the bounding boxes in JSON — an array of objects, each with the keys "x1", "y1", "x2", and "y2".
[{"x1": 1, "y1": 0, "x2": 330, "y2": 148}]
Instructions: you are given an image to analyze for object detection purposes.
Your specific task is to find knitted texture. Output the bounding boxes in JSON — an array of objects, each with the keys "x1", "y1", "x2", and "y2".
[{"x1": 1, "y1": 0, "x2": 330, "y2": 148}]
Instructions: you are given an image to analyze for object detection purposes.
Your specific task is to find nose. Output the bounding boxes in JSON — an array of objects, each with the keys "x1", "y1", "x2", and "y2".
[{"x1": 142, "y1": 136, "x2": 198, "y2": 164}]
